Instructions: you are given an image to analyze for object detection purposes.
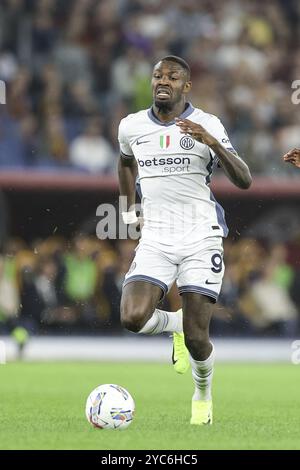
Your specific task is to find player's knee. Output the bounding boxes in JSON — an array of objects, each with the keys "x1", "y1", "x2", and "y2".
[{"x1": 120, "y1": 305, "x2": 147, "y2": 333}]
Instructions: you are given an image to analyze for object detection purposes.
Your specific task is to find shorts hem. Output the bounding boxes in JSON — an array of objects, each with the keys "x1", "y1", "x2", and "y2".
[
  {"x1": 123, "y1": 275, "x2": 168, "y2": 297},
  {"x1": 178, "y1": 285, "x2": 218, "y2": 303}
]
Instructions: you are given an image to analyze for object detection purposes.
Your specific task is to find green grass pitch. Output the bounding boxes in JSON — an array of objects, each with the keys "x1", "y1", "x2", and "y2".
[{"x1": 0, "y1": 362, "x2": 299, "y2": 450}]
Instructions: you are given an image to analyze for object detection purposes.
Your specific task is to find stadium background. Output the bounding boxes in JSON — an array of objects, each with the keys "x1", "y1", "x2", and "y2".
[
  {"x1": 0, "y1": 0, "x2": 300, "y2": 452},
  {"x1": 0, "y1": 0, "x2": 299, "y2": 341}
]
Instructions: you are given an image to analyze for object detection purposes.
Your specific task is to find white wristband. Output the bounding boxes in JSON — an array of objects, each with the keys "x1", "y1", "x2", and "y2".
[{"x1": 122, "y1": 210, "x2": 138, "y2": 224}]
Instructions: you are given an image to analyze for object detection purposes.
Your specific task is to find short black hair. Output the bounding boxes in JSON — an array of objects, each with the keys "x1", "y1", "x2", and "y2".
[{"x1": 160, "y1": 55, "x2": 191, "y2": 79}]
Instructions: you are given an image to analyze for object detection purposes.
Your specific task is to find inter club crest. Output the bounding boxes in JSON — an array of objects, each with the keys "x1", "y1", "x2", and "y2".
[{"x1": 180, "y1": 135, "x2": 195, "y2": 150}]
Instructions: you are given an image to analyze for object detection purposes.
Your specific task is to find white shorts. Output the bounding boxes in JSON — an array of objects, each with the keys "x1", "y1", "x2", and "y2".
[{"x1": 123, "y1": 236, "x2": 225, "y2": 302}]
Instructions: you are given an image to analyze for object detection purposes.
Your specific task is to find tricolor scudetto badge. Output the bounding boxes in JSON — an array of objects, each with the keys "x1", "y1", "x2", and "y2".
[{"x1": 160, "y1": 135, "x2": 170, "y2": 149}]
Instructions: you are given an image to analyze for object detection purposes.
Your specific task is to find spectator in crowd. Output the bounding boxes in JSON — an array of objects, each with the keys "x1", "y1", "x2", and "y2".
[
  {"x1": 69, "y1": 116, "x2": 116, "y2": 173},
  {"x1": 33, "y1": 256, "x2": 74, "y2": 326},
  {"x1": 0, "y1": 255, "x2": 19, "y2": 332},
  {"x1": 240, "y1": 258, "x2": 298, "y2": 337},
  {"x1": 102, "y1": 239, "x2": 138, "y2": 332}
]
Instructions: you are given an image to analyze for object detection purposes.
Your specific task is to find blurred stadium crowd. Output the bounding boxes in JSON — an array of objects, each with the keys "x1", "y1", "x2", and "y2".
[
  {"x1": 0, "y1": 0, "x2": 299, "y2": 174},
  {"x1": 0, "y1": 0, "x2": 300, "y2": 339},
  {"x1": 0, "y1": 234, "x2": 299, "y2": 337}
]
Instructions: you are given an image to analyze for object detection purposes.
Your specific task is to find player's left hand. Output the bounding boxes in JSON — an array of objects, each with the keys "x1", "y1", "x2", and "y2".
[{"x1": 175, "y1": 118, "x2": 218, "y2": 147}]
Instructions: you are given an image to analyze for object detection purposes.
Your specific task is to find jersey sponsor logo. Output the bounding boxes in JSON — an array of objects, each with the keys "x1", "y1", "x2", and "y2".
[
  {"x1": 160, "y1": 135, "x2": 170, "y2": 149},
  {"x1": 137, "y1": 156, "x2": 190, "y2": 167},
  {"x1": 137, "y1": 156, "x2": 191, "y2": 174},
  {"x1": 136, "y1": 139, "x2": 150, "y2": 145},
  {"x1": 205, "y1": 280, "x2": 219, "y2": 285},
  {"x1": 222, "y1": 137, "x2": 230, "y2": 144},
  {"x1": 180, "y1": 135, "x2": 195, "y2": 150}
]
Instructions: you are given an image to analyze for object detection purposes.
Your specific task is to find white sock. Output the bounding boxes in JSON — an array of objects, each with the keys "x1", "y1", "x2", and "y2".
[
  {"x1": 190, "y1": 344, "x2": 215, "y2": 401},
  {"x1": 138, "y1": 308, "x2": 182, "y2": 334}
]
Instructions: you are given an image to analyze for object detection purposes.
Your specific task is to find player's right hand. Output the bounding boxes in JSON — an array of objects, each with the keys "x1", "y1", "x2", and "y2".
[{"x1": 283, "y1": 148, "x2": 300, "y2": 168}]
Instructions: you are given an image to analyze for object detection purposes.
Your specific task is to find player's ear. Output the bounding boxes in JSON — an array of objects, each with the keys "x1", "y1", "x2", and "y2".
[{"x1": 183, "y1": 81, "x2": 192, "y2": 94}]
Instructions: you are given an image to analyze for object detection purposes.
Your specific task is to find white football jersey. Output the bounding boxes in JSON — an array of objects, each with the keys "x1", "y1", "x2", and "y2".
[{"x1": 118, "y1": 103, "x2": 237, "y2": 245}]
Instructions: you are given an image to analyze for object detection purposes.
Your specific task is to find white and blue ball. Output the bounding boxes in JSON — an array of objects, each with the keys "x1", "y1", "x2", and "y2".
[{"x1": 85, "y1": 384, "x2": 135, "y2": 430}]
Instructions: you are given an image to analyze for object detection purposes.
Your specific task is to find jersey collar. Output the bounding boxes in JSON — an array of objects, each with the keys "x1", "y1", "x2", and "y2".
[{"x1": 147, "y1": 102, "x2": 194, "y2": 127}]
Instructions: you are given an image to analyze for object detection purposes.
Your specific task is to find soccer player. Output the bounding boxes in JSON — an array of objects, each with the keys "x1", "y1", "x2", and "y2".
[
  {"x1": 118, "y1": 56, "x2": 252, "y2": 425},
  {"x1": 283, "y1": 148, "x2": 300, "y2": 168}
]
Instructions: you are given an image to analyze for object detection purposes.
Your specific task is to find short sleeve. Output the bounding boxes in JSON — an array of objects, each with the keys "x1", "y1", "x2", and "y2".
[
  {"x1": 118, "y1": 118, "x2": 134, "y2": 160},
  {"x1": 208, "y1": 117, "x2": 238, "y2": 162}
]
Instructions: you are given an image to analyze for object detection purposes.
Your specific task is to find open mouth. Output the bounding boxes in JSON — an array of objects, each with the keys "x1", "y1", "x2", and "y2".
[{"x1": 156, "y1": 87, "x2": 171, "y2": 99}]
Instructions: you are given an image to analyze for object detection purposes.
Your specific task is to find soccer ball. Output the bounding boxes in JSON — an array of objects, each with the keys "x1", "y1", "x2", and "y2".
[{"x1": 85, "y1": 384, "x2": 135, "y2": 430}]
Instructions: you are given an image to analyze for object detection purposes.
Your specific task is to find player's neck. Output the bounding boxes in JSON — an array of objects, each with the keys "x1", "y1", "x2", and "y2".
[{"x1": 153, "y1": 100, "x2": 187, "y2": 123}]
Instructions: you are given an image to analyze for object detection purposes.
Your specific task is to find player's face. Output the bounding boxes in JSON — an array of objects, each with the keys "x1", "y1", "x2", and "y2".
[{"x1": 151, "y1": 61, "x2": 191, "y2": 111}]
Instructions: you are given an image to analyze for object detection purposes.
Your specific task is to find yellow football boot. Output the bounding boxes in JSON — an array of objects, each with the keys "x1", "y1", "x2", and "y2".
[
  {"x1": 172, "y1": 327, "x2": 190, "y2": 374},
  {"x1": 190, "y1": 400, "x2": 213, "y2": 425}
]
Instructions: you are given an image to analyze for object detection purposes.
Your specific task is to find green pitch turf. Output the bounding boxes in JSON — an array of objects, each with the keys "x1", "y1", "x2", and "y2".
[{"x1": 0, "y1": 362, "x2": 299, "y2": 450}]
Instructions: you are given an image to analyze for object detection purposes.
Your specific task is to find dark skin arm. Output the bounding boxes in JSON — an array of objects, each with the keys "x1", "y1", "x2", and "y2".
[
  {"x1": 175, "y1": 118, "x2": 252, "y2": 189},
  {"x1": 118, "y1": 156, "x2": 144, "y2": 228},
  {"x1": 118, "y1": 155, "x2": 138, "y2": 211}
]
